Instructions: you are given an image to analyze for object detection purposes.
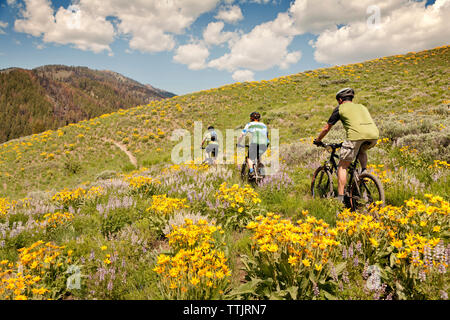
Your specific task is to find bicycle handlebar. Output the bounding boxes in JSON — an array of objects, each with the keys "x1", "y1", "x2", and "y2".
[{"x1": 315, "y1": 142, "x2": 343, "y2": 150}]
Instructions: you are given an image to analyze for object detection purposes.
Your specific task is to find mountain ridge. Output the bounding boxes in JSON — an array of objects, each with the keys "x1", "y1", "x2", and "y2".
[{"x1": 0, "y1": 65, "x2": 175, "y2": 143}]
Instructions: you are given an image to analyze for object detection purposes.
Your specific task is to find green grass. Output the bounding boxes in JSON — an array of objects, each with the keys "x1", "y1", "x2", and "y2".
[{"x1": 0, "y1": 45, "x2": 449, "y2": 300}]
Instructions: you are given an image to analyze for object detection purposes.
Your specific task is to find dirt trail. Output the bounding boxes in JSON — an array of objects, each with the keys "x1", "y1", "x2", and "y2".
[{"x1": 108, "y1": 139, "x2": 137, "y2": 167}]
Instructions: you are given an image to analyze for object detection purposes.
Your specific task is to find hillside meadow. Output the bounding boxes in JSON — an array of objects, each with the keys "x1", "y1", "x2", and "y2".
[{"x1": 0, "y1": 45, "x2": 448, "y2": 300}]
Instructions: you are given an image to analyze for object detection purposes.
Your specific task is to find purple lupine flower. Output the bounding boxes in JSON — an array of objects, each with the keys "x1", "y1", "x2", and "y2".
[
  {"x1": 423, "y1": 245, "x2": 433, "y2": 269},
  {"x1": 330, "y1": 264, "x2": 338, "y2": 282},
  {"x1": 342, "y1": 247, "x2": 348, "y2": 259},
  {"x1": 348, "y1": 243, "x2": 354, "y2": 258},
  {"x1": 356, "y1": 241, "x2": 362, "y2": 253},
  {"x1": 418, "y1": 270, "x2": 426, "y2": 282},
  {"x1": 342, "y1": 270, "x2": 349, "y2": 284},
  {"x1": 312, "y1": 282, "x2": 320, "y2": 297},
  {"x1": 353, "y1": 256, "x2": 359, "y2": 267},
  {"x1": 362, "y1": 262, "x2": 369, "y2": 280}
]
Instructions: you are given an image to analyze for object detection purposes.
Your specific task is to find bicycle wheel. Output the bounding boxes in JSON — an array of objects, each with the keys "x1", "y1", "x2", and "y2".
[
  {"x1": 311, "y1": 166, "x2": 334, "y2": 199},
  {"x1": 349, "y1": 172, "x2": 385, "y2": 211},
  {"x1": 240, "y1": 162, "x2": 248, "y2": 182},
  {"x1": 256, "y1": 162, "x2": 265, "y2": 177}
]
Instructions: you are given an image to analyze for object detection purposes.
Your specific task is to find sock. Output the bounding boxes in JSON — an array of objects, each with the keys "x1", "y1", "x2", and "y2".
[
  {"x1": 249, "y1": 168, "x2": 254, "y2": 173},
  {"x1": 337, "y1": 195, "x2": 344, "y2": 202}
]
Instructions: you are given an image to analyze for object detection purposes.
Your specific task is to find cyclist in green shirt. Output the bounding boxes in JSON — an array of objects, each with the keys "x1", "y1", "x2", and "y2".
[
  {"x1": 237, "y1": 112, "x2": 269, "y2": 177},
  {"x1": 313, "y1": 88, "x2": 379, "y2": 203}
]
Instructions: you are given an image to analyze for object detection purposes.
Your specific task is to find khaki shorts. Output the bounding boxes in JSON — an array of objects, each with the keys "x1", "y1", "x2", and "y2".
[{"x1": 340, "y1": 139, "x2": 377, "y2": 162}]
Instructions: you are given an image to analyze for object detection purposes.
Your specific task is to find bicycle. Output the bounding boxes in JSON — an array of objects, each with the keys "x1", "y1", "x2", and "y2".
[
  {"x1": 237, "y1": 144, "x2": 265, "y2": 184},
  {"x1": 201, "y1": 146, "x2": 217, "y2": 165},
  {"x1": 311, "y1": 141, "x2": 385, "y2": 211}
]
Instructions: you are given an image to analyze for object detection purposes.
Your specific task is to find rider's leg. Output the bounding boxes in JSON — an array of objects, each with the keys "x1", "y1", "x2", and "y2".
[
  {"x1": 357, "y1": 140, "x2": 377, "y2": 172},
  {"x1": 248, "y1": 143, "x2": 257, "y2": 173},
  {"x1": 247, "y1": 158, "x2": 255, "y2": 172},
  {"x1": 358, "y1": 151, "x2": 367, "y2": 171},
  {"x1": 337, "y1": 160, "x2": 352, "y2": 201}
]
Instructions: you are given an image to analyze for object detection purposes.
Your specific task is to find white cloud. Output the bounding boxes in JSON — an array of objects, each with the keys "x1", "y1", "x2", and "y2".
[
  {"x1": 14, "y1": 0, "x2": 114, "y2": 53},
  {"x1": 215, "y1": 5, "x2": 243, "y2": 24},
  {"x1": 279, "y1": 51, "x2": 302, "y2": 70},
  {"x1": 13, "y1": 0, "x2": 222, "y2": 54},
  {"x1": 208, "y1": 12, "x2": 301, "y2": 72},
  {"x1": 44, "y1": 5, "x2": 115, "y2": 53},
  {"x1": 232, "y1": 69, "x2": 255, "y2": 82},
  {"x1": 173, "y1": 43, "x2": 210, "y2": 70},
  {"x1": 311, "y1": 0, "x2": 450, "y2": 65},
  {"x1": 289, "y1": 0, "x2": 407, "y2": 34},
  {"x1": 14, "y1": 0, "x2": 54, "y2": 37},
  {"x1": 80, "y1": 0, "x2": 220, "y2": 53},
  {"x1": 0, "y1": 21, "x2": 8, "y2": 34},
  {"x1": 203, "y1": 21, "x2": 237, "y2": 46}
]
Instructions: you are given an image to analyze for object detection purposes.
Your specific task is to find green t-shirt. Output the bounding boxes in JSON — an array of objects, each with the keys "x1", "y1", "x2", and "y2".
[{"x1": 328, "y1": 102, "x2": 379, "y2": 141}]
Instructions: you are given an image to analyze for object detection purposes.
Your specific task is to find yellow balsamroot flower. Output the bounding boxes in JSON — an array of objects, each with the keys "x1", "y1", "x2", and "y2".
[
  {"x1": 190, "y1": 277, "x2": 200, "y2": 286},
  {"x1": 148, "y1": 194, "x2": 189, "y2": 216},
  {"x1": 1, "y1": 241, "x2": 69, "y2": 300},
  {"x1": 101, "y1": 246, "x2": 107, "y2": 251},
  {"x1": 369, "y1": 237, "x2": 379, "y2": 248},
  {"x1": 288, "y1": 256, "x2": 299, "y2": 266},
  {"x1": 302, "y1": 259, "x2": 311, "y2": 267},
  {"x1": 391, "y1": 239, "x2": 403, "y2": 249}
]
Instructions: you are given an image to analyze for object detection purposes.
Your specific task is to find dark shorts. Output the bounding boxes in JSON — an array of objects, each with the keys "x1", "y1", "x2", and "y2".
[
  {"x1": 248, "y1": 143, "x2": 267, "y2": 161},
  {"x1": 206, "y1": 144, "x2": 219, "y2": 158}
]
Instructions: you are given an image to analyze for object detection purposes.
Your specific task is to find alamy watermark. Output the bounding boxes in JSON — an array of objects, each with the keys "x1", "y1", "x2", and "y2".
[
  {"x1": 367, "y1": 5, "x2": 382, "y2": 30},
  {"x1": 169, "y1": 121, "x2": 280, "y2": 176},
  {"x1": 66, "y1": 264, "x2": 82, "y2": 290}
]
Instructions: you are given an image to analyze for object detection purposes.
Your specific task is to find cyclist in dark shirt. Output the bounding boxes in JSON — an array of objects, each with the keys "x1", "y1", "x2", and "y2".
[{"x1": 313, "y1": 88, "x2": 379, "y2": 203}]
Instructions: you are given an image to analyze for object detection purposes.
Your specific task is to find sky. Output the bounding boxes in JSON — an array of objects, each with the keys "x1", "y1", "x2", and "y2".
[{"x1": 0, "y1": 0, "x2": 448, "y2": 95}]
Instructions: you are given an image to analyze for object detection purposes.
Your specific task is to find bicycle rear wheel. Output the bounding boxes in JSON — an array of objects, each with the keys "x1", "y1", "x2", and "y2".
[
  {"x1": 349, "y1": 172, "x2": 385, "y2": 211},
  {"x1": 240, "y1": 162, "x2": 248, "y2": 182},
  {"x1": 311, "y1": 166, "x2": 334, "y2": 199}
]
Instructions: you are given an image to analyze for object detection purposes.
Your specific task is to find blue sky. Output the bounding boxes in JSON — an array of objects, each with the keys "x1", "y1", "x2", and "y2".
[{"x1": 0, "y1": 0, "x2": 446, "y2": 95}]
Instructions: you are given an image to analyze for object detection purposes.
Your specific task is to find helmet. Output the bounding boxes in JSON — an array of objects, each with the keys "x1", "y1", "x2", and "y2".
[
  {"x1": 250, "y1": 112, "x2": 261, "y2": 121},
  {"x1": 208, "y1": 126, "x2": 214, "y2": 130},
  {"x1": 336, "y1": 88, "x2": 355, "y2": 100}
]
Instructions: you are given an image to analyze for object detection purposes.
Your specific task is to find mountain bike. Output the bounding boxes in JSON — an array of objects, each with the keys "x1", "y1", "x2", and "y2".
[
  {"x1": 237, "y1": 144, "x2": 265, "y2": 184},
  {"x1": 201, "y1": 146, "x2": 217, "y2": 165},
  {"x1": 311, "y1": 142, "x2": 385, "y2": 211}
]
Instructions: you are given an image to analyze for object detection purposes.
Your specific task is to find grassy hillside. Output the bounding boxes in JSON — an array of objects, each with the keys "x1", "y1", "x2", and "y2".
[
  {"x1": 0, "y1": 45, "x2": 448, "y2": 199},
  {"x1": 0, "y1": 45, "x2": 448, "y2": 300},
  {"x1": 0, "y1": 65, "x2": 175, "y2": 143}
]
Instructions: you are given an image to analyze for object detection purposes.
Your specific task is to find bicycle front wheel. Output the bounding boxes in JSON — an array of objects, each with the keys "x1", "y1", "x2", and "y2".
[
  {"x1": 349, "y1": 172, "x2": 385, "y2": 211},
  {"x1": 311, "y1": 166, "x2": 334, "y2": 199}
]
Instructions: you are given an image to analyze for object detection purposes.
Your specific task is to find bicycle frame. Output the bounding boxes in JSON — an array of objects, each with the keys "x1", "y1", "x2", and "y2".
[
  {"x1": 240, "y1": 145, "x2": 263, "y2": 181},
  {"x1": 320, "y1": 143, "x2": 363, "y2": 197}
]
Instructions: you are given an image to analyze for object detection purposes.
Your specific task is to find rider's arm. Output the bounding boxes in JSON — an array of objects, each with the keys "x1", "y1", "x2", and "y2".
[
  {"x1": 237, "y1": 132, "x2": 245, "y2": 145},
  {"x1": 237, "y1": 123, "x2": 250, "y2": 145},
  {"x1": 316, "y1": 123, "x2": 333, "y2": 142},
  {"x1": 316, "y1": 106, "x2": 339, "y2": 142}
]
